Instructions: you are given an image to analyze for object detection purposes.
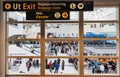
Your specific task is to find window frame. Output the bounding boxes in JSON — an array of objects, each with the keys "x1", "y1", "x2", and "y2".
[{"x1": 5, "y1": 5, "x2": 120, "y2": 77}]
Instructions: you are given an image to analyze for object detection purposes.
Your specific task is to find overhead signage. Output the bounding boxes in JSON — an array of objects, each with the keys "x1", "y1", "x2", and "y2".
[
  {"x1": 3, "y1": 1, "x2": 93, "y2": 11},
  {"x1": 26, "y1": 11, "x2": 70, "y2": 20}
]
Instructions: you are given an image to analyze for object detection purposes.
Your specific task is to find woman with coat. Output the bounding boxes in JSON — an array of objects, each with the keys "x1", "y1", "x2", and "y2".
[{"x1": 49, "y1": 61, "x2": 53, "y2": 73}]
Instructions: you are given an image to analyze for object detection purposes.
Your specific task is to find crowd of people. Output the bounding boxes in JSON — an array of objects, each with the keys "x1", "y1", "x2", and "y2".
[
  {"x1": 46, "y1": 58, "x2": 79, "y2": 74},
  {"x1": 84, "y1": 58, "x2": 117, "y2": 74},
  {"x1": 46, "y1": 41, "x2": 78, "y2": 56},
  {"x1": 46, "y1": 58, "x2": 65, "y2": 73}
]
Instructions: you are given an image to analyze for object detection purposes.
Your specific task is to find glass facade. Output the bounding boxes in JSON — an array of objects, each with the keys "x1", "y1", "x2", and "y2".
[{"x1": 6, "y1": 6, "x2": 119, "y2": 76}]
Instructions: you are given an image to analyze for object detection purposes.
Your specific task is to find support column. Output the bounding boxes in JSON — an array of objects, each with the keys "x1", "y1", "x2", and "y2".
[
  {"x1": 0, "y1": 0, "x2": 5, "y2": 77},
  {"x1": 79, "y1": 11, "x2": 84, "y2": 76},
  {"x1": 41, "y1": 20, "x2": 45, "y2": 76}
]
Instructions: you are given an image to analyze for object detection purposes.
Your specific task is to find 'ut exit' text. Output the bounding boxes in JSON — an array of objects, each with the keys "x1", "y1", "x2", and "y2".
[{"x1": 13, "y1": 3, "x2": 36, "y2": 10}]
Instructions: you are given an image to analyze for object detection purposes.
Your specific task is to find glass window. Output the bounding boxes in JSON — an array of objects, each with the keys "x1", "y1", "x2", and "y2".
[
  {"x1": 70, "y1": 11, "x2": 79, "y2": 21},
  {"x1": 7, "y1": 12, "x2": 41, "y2": 22},
  {"x1": 8, "y1": 12, "x2": 25, "y2": 21},
  {"x1": 8, "y1": 23, "x2": 41, "y2": 39},
  {"x1": 8, "y1": 58, "x2": 40, "y2": 75},
  {"x1": 8, "y1": 40, "x2": 40, "y2": 56},
  {"x1": 45, "y1": 41, "x2": 79, "y2": 56},
  {"x1": 84, "y1": 7, "x2": 118, "y2": 21},
  {"x1": 45, "y1": 58, "x2": 79, "y2": 75},
  {"x1": 45, "y1": 23, "x2": 79, "y2": 38},
  {"x1": 84, "y1": 40, "x2": 117, "y2": 56},
  {"x1": 84, "y1": 58, "x2": 118, "y2": 75},
  {"x1": 84, "y1": 23, "x2": 117, "y2": 38}
]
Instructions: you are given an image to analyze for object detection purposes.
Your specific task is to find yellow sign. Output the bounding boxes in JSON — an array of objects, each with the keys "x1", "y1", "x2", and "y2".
[
  {"x1": 5, "y1": 3, "x2": 11, "y2": 9},
  {"x1": 62, "y1": 12, "x2": 68, "y2": 19}
]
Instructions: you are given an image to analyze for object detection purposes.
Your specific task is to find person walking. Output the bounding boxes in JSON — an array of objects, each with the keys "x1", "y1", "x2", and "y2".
[
  {"x1": 49, "y1": 61, "x2": 53, "y2": 73},
  {"x1": 62, "y1": 60, "x2": 65, "y2": 70},
  {"x1": 53, "y1": 60, "x2": 57, "y2": 70}
]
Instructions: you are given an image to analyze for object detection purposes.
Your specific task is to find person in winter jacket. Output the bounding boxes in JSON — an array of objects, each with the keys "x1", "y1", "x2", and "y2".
[
  {"x1": 54, "y1": 62, "x2": 59, "y2": 73},
  {"x1": 49, "y1": 61, "x2": 53, "y2": 73},
  {"x1": 26, "y1": 61, "x2": 31, "y2": 71}
]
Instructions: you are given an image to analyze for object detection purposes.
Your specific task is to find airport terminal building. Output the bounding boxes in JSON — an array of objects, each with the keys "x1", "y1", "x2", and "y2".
[{"x1": 0, "y1": 0, "x2": 120, "y2": 77}]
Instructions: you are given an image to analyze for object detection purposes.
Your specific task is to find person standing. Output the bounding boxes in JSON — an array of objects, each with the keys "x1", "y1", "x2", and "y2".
[
  {"x1": 104, "y1": 63, "x2": 109, "y2": 73},
  {"x1": 26, "y1": 61, "x2": 31, "y2": 71},
  {"x1": 93, "y1": 60, "x2": 98, "y2": 69},
  {"x1": 36, "y1": 59, "x2": 39, "y2": 67},
  {"x1": 54, "y1": 62, "x2": 59, "y2": 73},
  {"x1": 92, "y1": 65, "x2": 95, "y2": 73},
  {"x1": 30, "y1": 46, "x2": 34, "y2": 54},
  {"x1": 62, "y1": 60, "x2": 65, "y2": 70},
  {"x1": 33, "y1": 59, "x2": 36, "y2": 68},
  {"x1": 49, "y1": 61, "x2": 53, "y2": 73},
  {"x1": 57, "y1": 58, "x2": 61, "y2": 65},
  {"x1": 57, "y1": 58, "x2": 61, "y2": 70},
  {"x1": 111, "y1": 63, "x2": 116, "y2": 73},
  {"x1": 99, "y1": 64, "x2": 105, "y2": 73},
  {"x1": 55, "y1": 49, "x2": 57, "y2": 56}
]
